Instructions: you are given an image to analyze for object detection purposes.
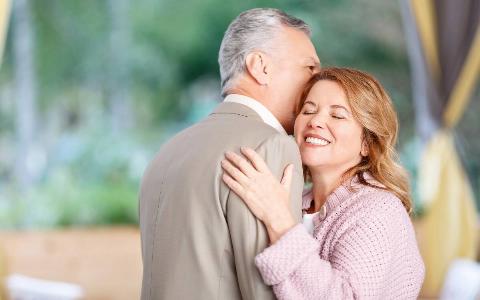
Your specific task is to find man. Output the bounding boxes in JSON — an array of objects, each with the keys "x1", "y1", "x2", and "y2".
[{"x1": 139, "y1": 8, "x2": 320, "y2": 299}]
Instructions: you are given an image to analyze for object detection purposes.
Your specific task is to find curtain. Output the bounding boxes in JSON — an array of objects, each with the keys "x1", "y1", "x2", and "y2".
[{"x1": 400, "y1": 0, "x2": 480, "y2": 296}]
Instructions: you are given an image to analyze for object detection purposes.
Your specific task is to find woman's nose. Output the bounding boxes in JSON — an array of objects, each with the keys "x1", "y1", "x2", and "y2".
[{"x1": 308, "y1": 113, "x2": 327, "y2": 129}]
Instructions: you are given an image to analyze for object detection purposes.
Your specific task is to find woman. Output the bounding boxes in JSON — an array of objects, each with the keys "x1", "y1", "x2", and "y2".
[{"x1": 221, "y1": 67, "x2": 425, "y2": 299}]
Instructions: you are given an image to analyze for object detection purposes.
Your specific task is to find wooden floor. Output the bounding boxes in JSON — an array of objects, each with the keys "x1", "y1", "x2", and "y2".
[
  {"x1": 1, "y1": 224, "x2": 478, "y2": 299},
  {"x1": 0, "y1": 226, "x2": 142, "y2": 300}
]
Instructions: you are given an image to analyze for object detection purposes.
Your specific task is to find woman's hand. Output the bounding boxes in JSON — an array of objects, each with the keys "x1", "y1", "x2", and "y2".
[{"x1": 221, "y1": 147, "x2": 297, "y2": 244}]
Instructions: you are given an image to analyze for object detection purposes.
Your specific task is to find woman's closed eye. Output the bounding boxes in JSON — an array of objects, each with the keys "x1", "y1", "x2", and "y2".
[
  {"x1": 331, "y1": 114, "x2": 346, "y2": 119},
  {"x1": 302, "y1": 109, "x2": 317, "y2": 115}
]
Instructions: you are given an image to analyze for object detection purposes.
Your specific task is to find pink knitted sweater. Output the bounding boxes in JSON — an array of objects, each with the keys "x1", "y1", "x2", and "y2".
[{"x1": 255, "y1": 175, "x2": 425, "y2": 299}]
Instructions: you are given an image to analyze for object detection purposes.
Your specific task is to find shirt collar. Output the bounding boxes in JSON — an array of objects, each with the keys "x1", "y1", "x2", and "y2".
[{"x1": 223, "y1": 94, "x2": 287, "y2": 135}]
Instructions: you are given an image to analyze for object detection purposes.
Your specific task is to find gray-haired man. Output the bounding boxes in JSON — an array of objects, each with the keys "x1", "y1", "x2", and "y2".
[{"x1": 139, "y1": 8, "x2": 320, "y2": 299}]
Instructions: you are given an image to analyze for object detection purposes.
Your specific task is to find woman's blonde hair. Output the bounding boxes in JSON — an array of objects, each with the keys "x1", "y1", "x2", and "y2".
[{"x1": 297, "y1": 67, "x2": 413, "y2": 213}]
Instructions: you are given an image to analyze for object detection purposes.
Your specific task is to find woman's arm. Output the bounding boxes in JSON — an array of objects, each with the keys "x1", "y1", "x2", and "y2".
[{"x1": 254, "y1": 207, "x2": 399, "y2": 300}]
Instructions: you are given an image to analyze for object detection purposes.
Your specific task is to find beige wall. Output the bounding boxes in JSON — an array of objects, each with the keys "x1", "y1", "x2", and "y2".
[{"x1": 0, "y1": 226, "x2": 142, "y2": 300}]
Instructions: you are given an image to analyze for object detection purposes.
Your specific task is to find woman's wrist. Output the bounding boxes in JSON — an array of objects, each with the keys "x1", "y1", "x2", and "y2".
[{"x1": 265, "y1": 213, "x2": 297, "y2": 244}]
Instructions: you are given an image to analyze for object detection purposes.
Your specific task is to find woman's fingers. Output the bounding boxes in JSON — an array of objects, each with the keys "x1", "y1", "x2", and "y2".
[
  {"x1": 222, "y1": 173, "x2": 245, "y2": 198},
  {"x1": 225, "y1": 151, "x2": 256, "y2": 177},
  {"x1": 221, "y1": 159, "x2": 249, "y2": 185},
  {"x1": 221, "y1": 152, "x2": 296, "y2": 236},
  {"x1": 223, "y1": 173, "x2": 267, "y2": 223},
  {"x1": 240, "y1": 147, "x2": 270, "y2": 173},
  {"x1": 280, "y1": 164, "x2": 293, "y2": 194}
]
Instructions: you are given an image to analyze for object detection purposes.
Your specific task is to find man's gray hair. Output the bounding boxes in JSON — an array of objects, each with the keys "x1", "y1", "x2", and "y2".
[{"x1": 218, "y1": 8, "x2": 311, "y2": 96}]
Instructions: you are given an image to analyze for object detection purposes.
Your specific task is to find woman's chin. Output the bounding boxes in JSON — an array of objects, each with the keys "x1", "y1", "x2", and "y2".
[
  {"x1": 301, "y1": 159, "x2": 330, "y2": 170},
  {"x1": 300, "y1": 150, "x2": 330, "y2": 166}
]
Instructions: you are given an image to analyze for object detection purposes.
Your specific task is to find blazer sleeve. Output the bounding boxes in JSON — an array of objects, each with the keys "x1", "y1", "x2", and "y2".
[{"x1": 225, "y1": 134, "x2": 304, "y2": 300}]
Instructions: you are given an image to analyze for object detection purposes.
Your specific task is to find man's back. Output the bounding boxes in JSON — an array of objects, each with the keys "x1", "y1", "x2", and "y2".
[{"x1": 139, "y1": 102, "x2": 303, "y2": 299}]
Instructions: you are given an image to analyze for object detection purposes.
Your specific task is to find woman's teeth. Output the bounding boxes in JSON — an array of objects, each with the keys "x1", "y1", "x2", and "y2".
[{"x1": 305, "y1": 136, "x2": 330, "y2": 146}]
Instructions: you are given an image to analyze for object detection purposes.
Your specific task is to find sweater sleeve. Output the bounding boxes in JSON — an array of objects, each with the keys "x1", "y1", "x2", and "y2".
[{"x1": 255, "y1": 203, "x2": 400, "y2": 300}]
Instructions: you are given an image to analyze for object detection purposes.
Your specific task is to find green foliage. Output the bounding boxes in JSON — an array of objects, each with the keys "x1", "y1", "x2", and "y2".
[
  {"x1": 1, "y1": 0, "x2": 477, "y2": 227},
  {"x1": 0, "y1": 170, "x2": 138, "y2": 228},
  {"x1": 0, "y1": 122, "x2": 157, "y2": 228}
]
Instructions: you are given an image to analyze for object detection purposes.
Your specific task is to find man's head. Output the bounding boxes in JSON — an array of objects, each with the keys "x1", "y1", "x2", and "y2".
[{"x1": 218, "y1": 8, "x2": 320, "y2": 134}]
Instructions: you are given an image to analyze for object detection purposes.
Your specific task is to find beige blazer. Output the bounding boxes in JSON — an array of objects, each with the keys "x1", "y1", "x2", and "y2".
[{"x1": 139, "y1": 102, "x2": 304, "y2": 300}]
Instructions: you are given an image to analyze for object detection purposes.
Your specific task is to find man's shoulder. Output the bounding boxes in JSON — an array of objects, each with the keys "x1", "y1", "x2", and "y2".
[
  {"x1": 256, "y1": 133, "x2": 298, "y2": 149},
  {"x1": 150, "y1": 114, "x2": 299, "y2": 174},
  {"x1": 173, "y1": 114, "x2": 283, "y2": 146}
]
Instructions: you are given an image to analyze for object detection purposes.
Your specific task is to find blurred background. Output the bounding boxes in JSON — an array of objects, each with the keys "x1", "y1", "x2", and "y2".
[{"x1": 0, "y1": 0, "x2": 478, "y2": 299}]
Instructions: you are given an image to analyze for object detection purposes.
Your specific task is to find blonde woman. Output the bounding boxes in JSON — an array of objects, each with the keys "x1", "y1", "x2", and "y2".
[{"x1": 221, "y1": 67, "x2": 425, "y2": 299}]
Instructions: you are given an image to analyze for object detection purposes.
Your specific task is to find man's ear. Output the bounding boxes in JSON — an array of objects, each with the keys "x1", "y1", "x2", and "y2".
[{"x1": 245, "y1": 51, "x2": 270, "y2": 86}]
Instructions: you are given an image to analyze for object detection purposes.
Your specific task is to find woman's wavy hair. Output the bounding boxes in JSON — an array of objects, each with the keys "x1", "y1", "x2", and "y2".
[{"x1": 297, "y1": 67, "x2": 413, "y2": 213}]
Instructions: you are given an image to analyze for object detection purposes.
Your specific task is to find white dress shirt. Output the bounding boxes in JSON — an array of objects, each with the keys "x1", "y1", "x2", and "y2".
[
  {"x1": 223, "y1": 94, "x2": 287, "y2": 135},
  {"x1": 302, "y1": 205, "x2": 327, "y2": 236},
  {"x1": 302, "y1": 212, "x2": 319, "y2": 235}
]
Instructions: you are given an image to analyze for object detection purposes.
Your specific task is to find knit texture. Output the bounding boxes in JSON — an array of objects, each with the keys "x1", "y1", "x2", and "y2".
[{"x1": 255, "y1": 175, "x2": 425, "y2": 299}]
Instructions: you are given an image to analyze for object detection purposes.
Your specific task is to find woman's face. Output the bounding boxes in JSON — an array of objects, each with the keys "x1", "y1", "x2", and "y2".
[{"x1": 294, "y1": 80, "x2": 365, "y2": 173}]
